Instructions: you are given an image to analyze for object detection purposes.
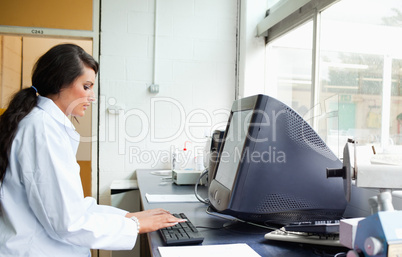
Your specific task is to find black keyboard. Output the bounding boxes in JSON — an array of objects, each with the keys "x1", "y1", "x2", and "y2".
[{"x1": 159, "y1": 213, "x2": 204, "y2": 246}]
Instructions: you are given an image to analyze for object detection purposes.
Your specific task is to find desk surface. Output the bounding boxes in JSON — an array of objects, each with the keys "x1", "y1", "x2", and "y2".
[{"x1": 136, "y1": 169, "x2": 345, "y2": 257}]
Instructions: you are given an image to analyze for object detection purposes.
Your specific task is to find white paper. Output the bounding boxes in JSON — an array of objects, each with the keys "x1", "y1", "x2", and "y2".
[
  {"x1": 145, "y1": 193, "x2": 199, "y2": 203},
  {"x1": 158, "y1": 243, "x2": 261, "y2": 257},
  {"x1": 150, "y1": 170, "x2": 173, "y2": 176}
]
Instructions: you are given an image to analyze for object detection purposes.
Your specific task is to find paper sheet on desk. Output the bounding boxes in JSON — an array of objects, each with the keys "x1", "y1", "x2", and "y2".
[
  {"x1": 158, "y1": 243, "x2": 261, "y2": 257},
  {"x1": 145, "y1": 193, "x2": 199, "y2": 203}
]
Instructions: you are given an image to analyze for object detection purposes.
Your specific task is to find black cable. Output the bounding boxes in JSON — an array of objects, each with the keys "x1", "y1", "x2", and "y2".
[
  {"x1": 205, "y1": 206, "x2": 278, "y2": 231},
  {"x1": 194, "y1": 168, "x2": 210, "y2": 204}
]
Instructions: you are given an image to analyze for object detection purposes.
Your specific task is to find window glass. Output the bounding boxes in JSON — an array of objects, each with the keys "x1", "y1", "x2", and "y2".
[
  {"x1": 320, "y1": 0, "x2": 402, "y2": 154},
  {"x1": 264, "y1": 0, "x2": 402, "y2": 156},
  {"x1": 265, "y1": 22, "x2": 313, "y2": 124},
  {"x1": 392, "y1": 59, "x2": 402, "y2": 146}
]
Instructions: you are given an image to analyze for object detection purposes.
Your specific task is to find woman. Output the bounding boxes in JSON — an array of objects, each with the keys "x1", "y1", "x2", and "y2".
[{"x1": 0, "y1": 44, "x2": 183, "y2": 256}]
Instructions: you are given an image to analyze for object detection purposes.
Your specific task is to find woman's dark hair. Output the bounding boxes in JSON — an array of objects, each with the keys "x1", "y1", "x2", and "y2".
[{"x1": 0, "y1": 43, "x2": 99, "y2": 184}]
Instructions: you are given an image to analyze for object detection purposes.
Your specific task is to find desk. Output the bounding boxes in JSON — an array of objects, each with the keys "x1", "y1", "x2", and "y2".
[{"x1": 136, "y1": 169, "x2": 346, "y2": 257}]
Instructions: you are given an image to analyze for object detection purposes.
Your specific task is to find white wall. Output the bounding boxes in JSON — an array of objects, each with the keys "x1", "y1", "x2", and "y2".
[{"x1": 99, "y1": 0, "x2": 238, "y2": 204}]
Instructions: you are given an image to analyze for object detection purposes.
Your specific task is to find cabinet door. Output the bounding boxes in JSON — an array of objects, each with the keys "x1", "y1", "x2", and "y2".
[{"x1": 0, "y1": 35, "x2": 22, "y2": 109}]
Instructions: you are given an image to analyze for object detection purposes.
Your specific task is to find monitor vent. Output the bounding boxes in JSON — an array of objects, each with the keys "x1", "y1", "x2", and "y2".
[
  {"x1": 255, "y1": 193, "x2": 318, "y2": 213},
  {"x1": 284, "y1": 106, "x2": 335, "y2": 160}
]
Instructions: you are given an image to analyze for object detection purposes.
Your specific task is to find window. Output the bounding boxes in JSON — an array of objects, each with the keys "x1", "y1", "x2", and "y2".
[{"x1": 263, "y1": 0, "x2": 402, "y2": 156}]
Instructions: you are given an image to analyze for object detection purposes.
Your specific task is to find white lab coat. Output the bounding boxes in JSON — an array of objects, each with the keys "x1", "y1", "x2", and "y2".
[{"x1": 0, "y1": 96, "x2": 138, "y2": 257}]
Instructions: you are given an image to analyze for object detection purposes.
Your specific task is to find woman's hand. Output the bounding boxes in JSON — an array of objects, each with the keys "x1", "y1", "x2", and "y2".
[
  {"x1": 125, "y1": 208, "x2": 186, "y2": 234},
  {"x1": 126, "y1": 208, "x2": 170, "y2": 219}
]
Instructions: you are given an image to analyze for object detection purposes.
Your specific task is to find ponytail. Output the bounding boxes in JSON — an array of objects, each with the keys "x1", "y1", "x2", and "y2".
[{"x1": 0, "y1": 87, "x2": 38, "y2": 183}]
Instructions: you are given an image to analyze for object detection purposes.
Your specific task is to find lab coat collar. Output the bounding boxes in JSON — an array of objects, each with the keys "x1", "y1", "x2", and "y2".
[
  {"x1": 36, "y1": 96, "x2": 81, "y2": 153},
  {"x1": 36, "y1": 96, "x2": 76, "y2": 131}
]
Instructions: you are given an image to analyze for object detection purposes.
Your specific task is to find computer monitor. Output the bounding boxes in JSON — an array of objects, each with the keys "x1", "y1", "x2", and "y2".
[{"x1": 208, "y1": 94, "x2": 347, "y2": 226}]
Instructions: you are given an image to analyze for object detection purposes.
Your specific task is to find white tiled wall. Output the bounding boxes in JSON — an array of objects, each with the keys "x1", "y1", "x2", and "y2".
[{"x1": 99, "y1": 0, "x2": 238, "y2": 204}]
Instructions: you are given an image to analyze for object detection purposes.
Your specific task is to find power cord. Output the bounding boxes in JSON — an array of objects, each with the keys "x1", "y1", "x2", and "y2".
[
  {"x1": 205, "y1": 206, "x2": 278, "y2": 231},
  {"x1": 194, "y1": 168, "x2": 210, "y2": 204}
]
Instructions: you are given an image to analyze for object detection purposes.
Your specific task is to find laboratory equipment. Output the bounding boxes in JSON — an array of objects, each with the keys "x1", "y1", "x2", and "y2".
[{"x1": 334, "y1": 140, "x2": 402, "y2": 257}]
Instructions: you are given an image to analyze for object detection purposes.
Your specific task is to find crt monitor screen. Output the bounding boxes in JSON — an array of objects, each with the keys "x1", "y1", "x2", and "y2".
[{"x1": 208, "y1": 94, "x2": 347, "y2": 226}]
